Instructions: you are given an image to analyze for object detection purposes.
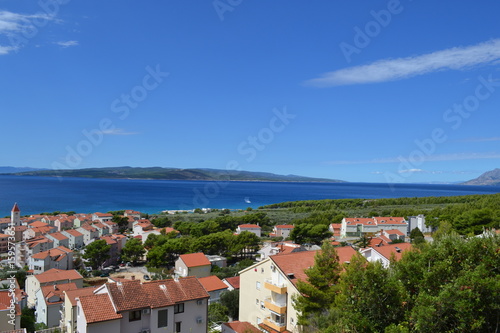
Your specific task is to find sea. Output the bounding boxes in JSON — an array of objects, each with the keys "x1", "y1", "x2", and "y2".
[{"x1": 0, "y1": 175, "x2": 499, "y2": 216}]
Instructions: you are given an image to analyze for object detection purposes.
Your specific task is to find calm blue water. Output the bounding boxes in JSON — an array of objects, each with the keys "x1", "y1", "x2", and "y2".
[{"x1": 0, "y1": 175, "x2": 499, "y2": 215}]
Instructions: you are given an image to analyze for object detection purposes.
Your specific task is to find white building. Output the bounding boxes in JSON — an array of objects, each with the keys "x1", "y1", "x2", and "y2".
[
  {"x1": 360, "y1": 243, "x2": 413, "y2": 268},
  {"x1": 236, "y1": 224, "x2": 261, "y2": 237},
  {"x1": 28, "y1": 246, "x2": 74, "y2": 274},
  {"x1": 340, "y1": 217, "x2": 408, "y2": 238},
  {"x1": 76, "y1": 277, "x2": 210, "y2": 333},
  {"x1": 407, "y1": 215, "x2": 432, "y2": 234}
]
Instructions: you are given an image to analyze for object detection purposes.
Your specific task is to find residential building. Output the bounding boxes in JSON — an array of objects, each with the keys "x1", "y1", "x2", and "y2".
[
  {"x1": 269, "y1": 225, "x2": 294, "y2": 239},
  {"x1": 407, "y1": 215, "x2": 432, "y2": 234},
  {"x1": 360, "y1": 243, "x2": 413, "y2": 268},
  {"x1": 257, "y1": 242, "x2": 304, "y2": 261},
  {"x1": 15, "y1": 236, "x2": 54, "y2": 267},
  {"x1": 340, "y1": 217, "x2": 408, "y2": 238},
  {"x1": 61, "y1": 229, "x2": 85, "y2": 249},
  {"x1": 124, "y1": 210, "x2": 141, "y2": 219},
  {"x1": 206, "y1": 255, "x2": 227, "y2": 268},
  {"x1": 198, "y1": 275, "x2": 228, "y2": 304},
  {"x1": 0, "y1": 290, "x2": 21, "y2": 332},
  {"x1": 0, "y1": 233, "x2": 9, "y2": 254},
  {"x1": 45, "y1": 232, "x2": 70, "y2": 248},
  {"x1": 91, "y1": 212, "x2": 113, "y2": 223},
  {"x1": 0, "y1": 218, "x2": 11, "y2": 234},
  {"x1": 28, "y1": 246, "x2": 74, "y2": 274},
  {"x1": 239, "y1": 246, "x2": 357, "y2": 333},
  {"x1": 175, "y1": 252, "x2": 211, "y2": 278},
  {"x1": 62, "y1": 286, "x2": 98, "y2": 333},
  {"x1": 91, "y1": 222, "x2": 110, "y2": 237},
  {"x1": 77, "y1": 224, "x2": 100, "y2": 245},
  {"x1": 76, "y1": 277, "x2": 210, "y2": 333},
  {"x1": 54, "y1": 216, "x2": 75, "y2": 231},
  {"x1": 328, "y1": 223, "x2": 342, "y2": 238},
  {"x1": 35, "y1": 282, "x2": 77, "y2": 328},
  {"x1": 381, "y1": 229, "x2": 405, "y2": 242},
  {"x1": 236, "y1": 224, "x2": 261, "y2": 237},
  {"x1": 26, "y1": 269, "x2": 83, "y2": 308}
]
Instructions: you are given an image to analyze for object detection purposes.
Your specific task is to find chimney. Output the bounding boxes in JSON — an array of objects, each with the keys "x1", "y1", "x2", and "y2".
[{"x1": 131, "y1": 275, "x2": 135, "y2": 280}]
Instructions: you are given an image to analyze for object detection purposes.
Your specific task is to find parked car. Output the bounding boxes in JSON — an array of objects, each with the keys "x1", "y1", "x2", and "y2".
[
  {"x1": 100, "y1": 271, "x2": 110, "y2": 277},
  {"x1": 143, "y1": 274, "x2": 151, "y2": 281}
]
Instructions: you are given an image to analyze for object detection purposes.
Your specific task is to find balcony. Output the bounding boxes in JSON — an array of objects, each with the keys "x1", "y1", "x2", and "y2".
[
  {"x1": 264, "y1": 298, "x2": 287, "y2": 314},
  {"x1": 264, "y1": 280, "x2": 287, "y2": 294},
  {"x1": 264, "y1": 316, "x2": 287, "y2": 332}
]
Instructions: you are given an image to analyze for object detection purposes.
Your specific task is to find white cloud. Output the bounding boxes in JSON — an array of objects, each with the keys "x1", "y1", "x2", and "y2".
[
  {"x1": 398, "y1": 168, "x2": 424, "y2": 174},
  {"x1": 100, "y1": 128, "x2": 139, "y2": 136},
  {"x1": 306, "y1": 39, "x2": 500, "y2": 87},
  {"x1": 55, "y1": 40, "x2": 79, "y2": 48},
  {"x1": 460, "y1": 137, "x2": 500, "y2": 143},
  {"x1": 0, "y1": 10, "x2": 55, "y2": 55},
  {"x1": 326, "y1": 152, "x2": 500, "y2": 165}
]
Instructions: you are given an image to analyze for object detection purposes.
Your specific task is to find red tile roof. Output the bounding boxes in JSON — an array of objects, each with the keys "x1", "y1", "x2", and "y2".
[
  {"x1": 374, "y1": 217, "x2": 407, "y2": 225},
  {"x1": 275, "y1": 224, "x2": 294, "y2": 229},
  {"x1": 79, "y1": 293, "x2": 123, "y2": 323},
  {"x1": 29, "y1": 221, "x2": 49, "y2": 228},
  {"x1": 238, "y1": 224, "x2": 261, "y2": 229},
  {"x1": 35, "y1": 269, "x2": 83, "y2": 284},
  {"x1": 223, "y1": 276, "x2": 240, "y2": 289},
  {"x1": 179, "y1": 252, "x2": 210, "y2": 267},
  {"x1": 31, "y1": 246, "x2": 72, "y2": 260},
  {"x1": 223, "y1": 321, "x2": 260, "y2": 333},
  {"x1": 41, "y1": 282, "x2": 77, "y2": 304},
  {"x1": 63, "y1": 229, "x2": 83, "y2": 237},
  {"x1": 384, "y1": 229, "x2": 405, "y2": 236},
  {"x1": 105, "y1": 277, "x2": 209, "y2": 312},
  {"x1": 0, "y1": 290, "x2": 21, "y2": 314},
  {"x1": 64, "y1": 286, "x2": 98, "y2": 306},
  {"x1": 372, "y1": 243, "x2": 412, "y2": 261},
  {"x1": 198, "y1": 275, "x2": 228, "y2": 292},
  {"x1": 345, "y1": 218, "x2": 376, "y2": 226},
  {"x1": 12, "y1": 203, "x2": 20, "y2": 212},
  {"x1": 270, "y1": 246, "x2": 357, "y2": 287},
  {"x1": 47, "y1": 232, "x2": 68, "y2": 241}
]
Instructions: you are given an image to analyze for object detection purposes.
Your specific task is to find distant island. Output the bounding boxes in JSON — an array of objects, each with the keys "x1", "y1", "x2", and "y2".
[
  {"x1": 462, "y1": 168, "x2": 500, "y2": 186},
  {"x1": 3, "y1": 166, "x2": 345, "y2": 183}
]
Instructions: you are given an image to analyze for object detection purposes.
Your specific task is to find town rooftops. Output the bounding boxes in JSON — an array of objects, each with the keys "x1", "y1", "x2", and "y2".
[
  {"x1": 269, "y1": 246, "x2": 358, "y2": 287},
  {"x1": 198, "y1": 275, "x2": 228, "y2": 292},
  {"x1": 35, "y1": 269, "x2": 83, "y2": 284},
  {"x1": 373, "y1": 217, "x2": 407, "y2": 225},
  {"x1": 28, "y1": 221, "x2": 50, "y2": 228},
  {"x1": 275, "y1": 224, "x2": 294, "y2": 229},
  {"x1": 179, "y1": 252, "x2": 211, "y2": 267},
  {"x1": 31, "y1": 246, "x2": 72, "y2": 260},
  {"x1": 93, "y1": 212, "x2": 113, "y2": 217},
  {"x1": 345, "y1": 218, "x2": 377, "y2": 225},
  {"x1": 105, "y1": 277, "x2": 209, "y2": 312},
  {"x1": 47, "y1": 232, "x2": 68, "y2": 241},
  {"x1": 0, "y1": 290, "x2": 21, "y2": 314},
  {"x1": 384, "y1": 229, "x2": 405, "y2": 236},
  {"x1": 63, "y1": 229, "x2": 83, "y2": 237},
  {"x1": 79, "y1": 293, "x2": 123, "y2": 324}
]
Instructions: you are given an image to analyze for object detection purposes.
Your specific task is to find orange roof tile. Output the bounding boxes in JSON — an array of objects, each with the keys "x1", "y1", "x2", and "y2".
[
  {"x1": 372, "y1": 243, "x2": 412, "y2": 261},
  {"x1": 64, "y1": 229, "x2": 83, "y2": 237},
  {"x1": 384, "y1": 229, "x2": 405, "y2": 236},
  {"x1": 0, "y1": 291, "x2": 21, "y2": 314},
  {"x1": 12, "y1": 203, "x2": 20, "y2": 212},
  {"x1": 223, "y1": 276, "x2": 240, "y2": 289},
  {"x1": 270, "y1": 246, "x2": 357, "y2": 287},
  {"x1": 179, "y1": 252, "x2": 210, "y2": 267},
  {"x1": 41, "y1": 282, "x2": 77, "y2": 304},
  {"x1": 238, "y1": 224, "x2": 261, "y2": 229},
  {"x1": 79, "y1": 293, "x2": 123, "y2": 323},
  {"x1": 47, "y1": 232, "x2": 68, "y2": 241},
  {"x1": 198, "y1": 275, "x2": 228, "y2": 292},
  {"x1": 223, "y1": 321, "x2": 260, "y2": 333},
  {"x1": 374, "y1": 217, "x2": 407, "y2": 225},
  {"x1": 64, "y1": 286, "x2": 98, "y2": 306},
  {"x1": 345, "y1": 218, "x2": 376, "y2": 226},
  {"x1": 35, "y1": 269, "x2": 82, "y2": 284},
  {"x1": 275, "y1": 224, "x2": 294, "y2": 229}
]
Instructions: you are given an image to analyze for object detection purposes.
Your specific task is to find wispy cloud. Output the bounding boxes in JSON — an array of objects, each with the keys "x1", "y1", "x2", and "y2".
[
  {"x1": 100, "y1": 128, "x2": 139, "y2": 136},
  {"x1": 306, "y1": 39, "x2": 500, "y2": 87},
  {"x1": 326, "y1": 152, "x2": 500, "y2": 165},
  {"x1": 55, "y1": 40, "x2": 79, "y2": 48},
  {"x1": 0, "y1": 10, "x2": 55, "y2": 55}
]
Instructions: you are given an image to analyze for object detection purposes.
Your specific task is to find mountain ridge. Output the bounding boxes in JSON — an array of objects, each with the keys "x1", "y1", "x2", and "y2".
[
  {"x1": 462, "y1": 168, "x2": 500, "y2": 186},
  {"x1": 2, "y1": 166, "x2": 345, "y2": 183}
]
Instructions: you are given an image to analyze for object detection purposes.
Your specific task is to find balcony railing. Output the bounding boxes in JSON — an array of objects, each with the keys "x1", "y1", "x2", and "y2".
[
  {"x1": 264, "y1": 279, "x2": 287, "y2": 294},
  {"x1": 264, "y1": 316, "x2": 286, "y2": 332},
  {"x1": 264, "y1": 298, "x2": 287, "y2": 314}
]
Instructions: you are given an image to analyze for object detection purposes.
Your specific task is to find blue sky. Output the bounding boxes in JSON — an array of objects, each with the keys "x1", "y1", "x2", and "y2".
[{"x1": 1, "y1": 0, "x2": 500, "y2": 183}]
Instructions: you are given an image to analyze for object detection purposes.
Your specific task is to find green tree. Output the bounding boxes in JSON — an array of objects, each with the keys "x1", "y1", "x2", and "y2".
[
  {"x1": 82, "y1": 239, "x2": 111, "y2": 270},
  {"x1": 120, "y1": 238, "x2": 145, "y2": 265},
  {"x1": 409, "y1": 227, "x2": 425, "y2": 245},
  {"x1": 21, "y1": 307, "x2": 36, "y2": 333},
  {"x1": 220, "y1": 289, "x2": 240, "y2": 320},
  {"x1": 208, "y1": 303, "x2": 229, "y2": 324},
  {"x1": 112, "y1": 214, "x2": 129, "y2": 231},
  {"x1": 294, "y1": 240, "x2": 341, "y2": 325},
  {"x1": 290, "y1": 223, "x2": 332, "y2": 245}
]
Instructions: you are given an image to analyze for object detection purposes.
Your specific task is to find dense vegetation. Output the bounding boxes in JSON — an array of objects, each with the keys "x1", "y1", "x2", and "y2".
[{"x1": 296, "y1": 233, "x2": 500, "y2": 332}]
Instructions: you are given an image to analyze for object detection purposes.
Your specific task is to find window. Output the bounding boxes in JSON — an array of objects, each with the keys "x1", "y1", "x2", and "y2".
[
  {"x1": 260, "y1": 301, "x2": 265, "y2": 310},
  {"x1": 256, "y1": 298, "x2": 259, "y2": 305},
  {"x1": 257, "y1": 317, "x2": 262, "y2": 324},
  {"x1": 175, "y1": 321, "x2": 181, "y2": 333},
  {"x1": 174, "y1": 303, "x2": 184, "y2": 314},
  {"x1": 158, "y1": 309, "x2": 168, "y2": 328},
  {"x1": 129, "y1": 310, "x2": 141, "y2": 322},
  {"x1": 256, "y1": 281, "x2": 261, "y2": 290}
]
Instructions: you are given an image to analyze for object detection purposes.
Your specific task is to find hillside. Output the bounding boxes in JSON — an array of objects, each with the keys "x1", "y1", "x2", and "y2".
[
  {"x1": 462, "y1": 168, "x2": 500, "y2": 186},
  {"x1": 6, "y1": 166, "x2": 345, "y2": 183}
]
